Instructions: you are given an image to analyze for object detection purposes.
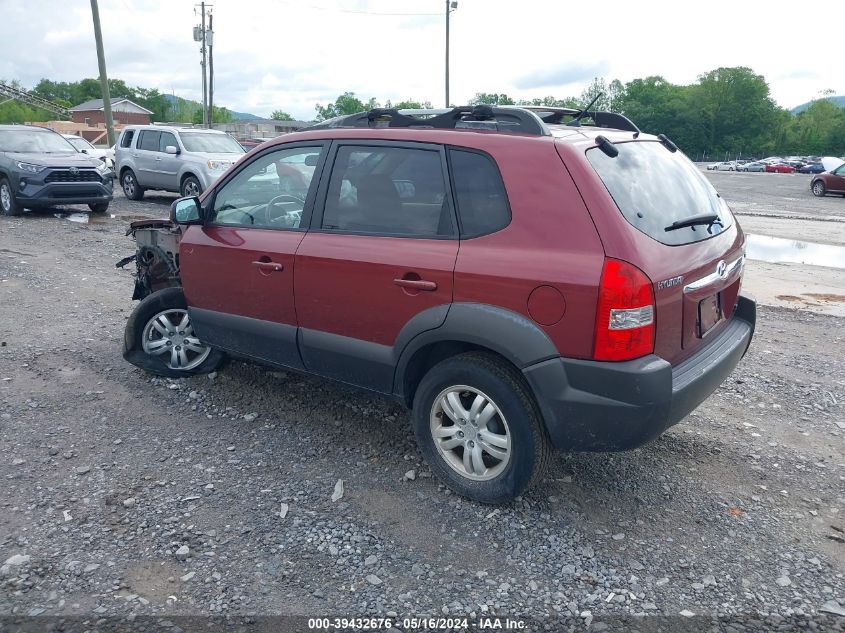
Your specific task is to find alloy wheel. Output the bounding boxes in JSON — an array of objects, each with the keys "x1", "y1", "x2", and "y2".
[
  {"x1": 429, "y1": 385, "x2": 511, "y2": 481},
  {"x1": 0, "y1": 184, "x2": 11, "y2": 213},
  {"x1": 122, "y1": 173, "x2": 135, "y2": 197},
  {"x1": 141, "y1": 308, "x2": 211, "y2": 371}
]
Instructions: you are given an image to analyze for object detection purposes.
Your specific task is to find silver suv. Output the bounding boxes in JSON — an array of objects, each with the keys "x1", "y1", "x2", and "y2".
[{"x1": 115, "y1": 125, "x2": 245, "y2": 200}]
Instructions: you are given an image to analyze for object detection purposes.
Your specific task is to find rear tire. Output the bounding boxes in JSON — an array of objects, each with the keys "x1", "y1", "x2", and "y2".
[
  {"x1": 412, "y1": 352, "x2": 552, "y2": 504},
  {"x1": 811, "y1": 180, "x2": 826, "y2": 197},
  {"x1": 123, "y1": 287, "x2": 225, "y2": 378},
  {"x1": 0, "y1": 178, "x2": 22, "y2": 216},
  {"x1": 121, "y1": 169, "x2": 145, "y2": 201}
]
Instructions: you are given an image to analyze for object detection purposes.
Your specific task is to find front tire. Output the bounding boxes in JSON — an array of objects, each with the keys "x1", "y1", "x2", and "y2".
[
  {"x1": 811, "y1": 180, "x2": 826, "y2": 197},
  {"x1": 0, "y1": 178, "x2": 22, "y2": 216},
  {"x1": 124, "y1": 287, "x2": 225, "y2": 378},
  {"x1": 121, "y1": 169, "x2": 144, "y2": 201},
  {"x1": 412, "y1": 352, "x2": 552, "y2": 504},
  {"x1": 181, "y1": 175, "x2": 202, "y2": 198},
  {"x1": 88, "y1": 202, "x2": 110, "y2": 214}
]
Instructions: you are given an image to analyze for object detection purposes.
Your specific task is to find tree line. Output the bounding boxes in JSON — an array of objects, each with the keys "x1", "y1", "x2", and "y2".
[
  {"x1": 0, "y1": 77, "x2": 234, "y2": 125},
  {"x1": 314, "y1": 68, "x2": 844, "y2": 158},
  {"x1": 2, "y1": 67, "x2": 842, "y2": 157}
]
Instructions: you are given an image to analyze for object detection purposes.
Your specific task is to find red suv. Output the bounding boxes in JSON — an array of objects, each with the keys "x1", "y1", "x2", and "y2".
[{"x1": 121, "y1": 106, "x2": 755, "y2": 503}]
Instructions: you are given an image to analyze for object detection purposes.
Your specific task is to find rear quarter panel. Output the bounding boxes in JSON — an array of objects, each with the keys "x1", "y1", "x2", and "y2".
[{"x1": 450, "y1": 136, "x2": 606, "y2": 361}]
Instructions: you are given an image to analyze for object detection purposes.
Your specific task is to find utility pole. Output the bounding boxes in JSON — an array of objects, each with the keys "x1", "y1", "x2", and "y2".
[
  {"x1": 207, "y1": 12, "x2": 214, "y2": 127},
  {"x1": 90, "y1": 0, "x2": 115, "y2": 145},
  {"x1": 445, "y1": 1, "x2": 458, "y2": 108},
  {"x1": 200, "y1": 2, "x2": 208, "y2": 127}
]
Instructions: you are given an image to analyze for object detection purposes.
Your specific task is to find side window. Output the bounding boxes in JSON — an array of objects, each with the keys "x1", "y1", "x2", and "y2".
[
  {"x1": 159, "y1": 132, "x2": 178, "y2": 152},
  {"x1": 210, "y1": 146, "x2": 323, "y2": 229},
  {"x1": 120, "y1": 130, "x2": 135, "y2": 148},
  {"x1": 138, "y1": 130, "x2": 160, "y2": 152},
  {"x1": 449, "y1": 149, "x2": 511, "y2": 238},
  {"x1": 322, "y1": 145, "x2": 452, "y2": 237}
]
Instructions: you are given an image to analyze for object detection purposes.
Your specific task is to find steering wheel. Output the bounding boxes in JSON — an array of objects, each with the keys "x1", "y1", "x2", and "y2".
[
  {"x1": 262, "y1": 194, "x2": 305, "y2": 226},
  {"x1": 216, "y1": 203, "x2": 255, "y2": 226}
]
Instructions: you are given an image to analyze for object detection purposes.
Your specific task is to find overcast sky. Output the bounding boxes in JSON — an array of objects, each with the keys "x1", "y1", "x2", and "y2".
[{"x1": 0, "y1": 0, "x2": 839, "y2": 120}]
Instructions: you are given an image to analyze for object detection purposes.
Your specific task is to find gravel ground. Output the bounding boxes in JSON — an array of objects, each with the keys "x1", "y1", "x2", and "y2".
[{"x1": 1, "y1": 190, "x2": 843, "y2": 631}]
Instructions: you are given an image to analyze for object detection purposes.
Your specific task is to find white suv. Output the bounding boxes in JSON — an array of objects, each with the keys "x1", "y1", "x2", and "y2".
[{"x1": 115, "y1": 126, "x2": 245, "y2": 200}]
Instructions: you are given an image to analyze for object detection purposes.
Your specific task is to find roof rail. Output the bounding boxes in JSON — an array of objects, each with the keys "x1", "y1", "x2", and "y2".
[
  {"x1": 306, "y1": 105, "x2": 551, "y2": 136},
  {"x1": 520, "y1": 106, "x2": 641, "y2": 135}
]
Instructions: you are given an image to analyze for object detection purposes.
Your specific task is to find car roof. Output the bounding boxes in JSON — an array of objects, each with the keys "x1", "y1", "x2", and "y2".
[
  {"x1": 122, "y1": 125, "x2": 229, "y2": 135},
  {"x1": 0, "y1": 124, "x2": 55, "y2": 132}
]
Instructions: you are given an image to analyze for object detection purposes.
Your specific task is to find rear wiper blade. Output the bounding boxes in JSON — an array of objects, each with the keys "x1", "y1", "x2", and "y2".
[{"x1": 664, "y1": 213, "x2": 722, "y2": 232}]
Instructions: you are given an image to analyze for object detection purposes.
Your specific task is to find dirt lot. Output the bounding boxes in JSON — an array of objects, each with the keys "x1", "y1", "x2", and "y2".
[{"x1": 1, "y1": 176, "x2": 843, "y2": 630}]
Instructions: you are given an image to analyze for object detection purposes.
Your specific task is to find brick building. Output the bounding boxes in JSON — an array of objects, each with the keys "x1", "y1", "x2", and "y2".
[{"x1": 69, "y1": 98, "x2": 153, "y2": 126}]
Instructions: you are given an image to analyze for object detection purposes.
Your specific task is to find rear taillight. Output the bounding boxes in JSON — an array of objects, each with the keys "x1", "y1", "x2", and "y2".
[{"x1": 593, "y1": 258, "x2": 655, "y2": 361}]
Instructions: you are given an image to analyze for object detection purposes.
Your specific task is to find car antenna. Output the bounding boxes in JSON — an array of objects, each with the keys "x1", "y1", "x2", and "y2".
[{"x1": 567, "y1": 93, "x2": 602, "y2": 127}]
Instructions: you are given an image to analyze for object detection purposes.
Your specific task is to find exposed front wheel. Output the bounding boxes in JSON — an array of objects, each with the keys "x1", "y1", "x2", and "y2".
[
  {"x1": 412, "y1": 352, "x2": 552, "y2": 504},
  {"x1": 0, "y1": 178, "x2": 22, "y2": 216},
  {"x1": 121, "y1": 170, "x2": 145, "y2": 201},
  {"x1": 811, "y1": 180, "x2": 826, "y2": 197},
  {"x1": 124, "y1": 287, "x2": 225, "y2": 378},
  {"x1": 181, "y1": 176, "x2": 202, "y2": 198}
]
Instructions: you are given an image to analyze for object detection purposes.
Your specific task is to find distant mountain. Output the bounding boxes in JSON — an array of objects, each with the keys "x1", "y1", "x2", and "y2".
[
  {"x1": 161, "y1": 93, "x2": 262, "y2": 121},
  {"x1": 790, "y1": 95, "x2": 845, "y2": 115}
]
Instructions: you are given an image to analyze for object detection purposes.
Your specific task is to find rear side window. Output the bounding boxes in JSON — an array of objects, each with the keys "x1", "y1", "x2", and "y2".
[
  {"x1": 119, "y1": 130, "x2": 134, "y2": 148},
  {"x1": 321, "y1": 145, "x2": 452, "y2": 237},
  {"x1": 138, "y1": 130, "x2": 160, "y2": 152},
  {"x1": 449, "y1": 149, "x2": 511, "y2": 238},
  {"x1": 587, "y1": 141, "x2": 732, "y2": 246}
]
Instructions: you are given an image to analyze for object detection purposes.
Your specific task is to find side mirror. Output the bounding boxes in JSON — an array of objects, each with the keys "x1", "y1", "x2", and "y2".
[
  {"x1": 171, "y1": 196, "x2": 203, "y2": 225},
  {"x1": 165, "y1": 145, "x2": 179, "y2": 155}
]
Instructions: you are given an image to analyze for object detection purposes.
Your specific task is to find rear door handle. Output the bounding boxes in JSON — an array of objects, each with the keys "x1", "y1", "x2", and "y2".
[
  {"x1": 393, "y1": 278, "x2": 437, "y2": 291},
  {"x1": 252, "y1": 260, "x2": 284, "y2": 272}
]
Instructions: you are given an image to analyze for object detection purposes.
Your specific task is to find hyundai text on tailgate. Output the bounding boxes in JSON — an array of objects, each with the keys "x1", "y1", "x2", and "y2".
[{"x1": 118, "y1": 105, "x2": 755, "y2": 503}]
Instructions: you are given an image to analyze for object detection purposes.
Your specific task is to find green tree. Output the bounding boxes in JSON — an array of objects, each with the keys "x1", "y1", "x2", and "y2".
[
  {"x1": 384, "y1": 99, "x2": 433, "y2": 110},
  {"x1": 134, "y1": 87, "x2": 170, "y2": 121},
  {"x1": 270, "y1": 110, "x2": 294, "y2": 121},
  {"x1": 468, "y1": 93, "x2": 515, "y2": 106},
  {"x1": 315, "y1": 92, "x2": 378, "y2": 121},
  {"x1": 192, "y1": 106, "x2": 234, "y2": 124}
]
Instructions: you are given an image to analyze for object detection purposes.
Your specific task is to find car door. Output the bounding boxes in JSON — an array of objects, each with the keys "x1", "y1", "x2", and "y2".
[
  {"x1": 179, "y1": 143, "x2": 328, "y2": 369},
  {"x1": 133, "y1": 130, "x2": 160, "y2": 188},
  {"x1": 829, "y1": 164, "x2": 845, "y2": 192},
  {"x1": 295, "y1": 141, "x2": 459, "y2": 392},
  {"x1": 156, "y1": 131, "x2": 182, "y2": 191}
]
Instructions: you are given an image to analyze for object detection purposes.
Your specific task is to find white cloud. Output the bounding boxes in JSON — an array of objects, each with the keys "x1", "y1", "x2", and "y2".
[{"x1": 0, "y1": 0, "x2": 840, "y2": 119}]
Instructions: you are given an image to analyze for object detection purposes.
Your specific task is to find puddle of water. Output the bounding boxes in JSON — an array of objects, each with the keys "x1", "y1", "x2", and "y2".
[
  {"x1": 746, "y1": 234, "x2": 845, "y2": 270},
  {"x1": 54, "y1": 212, "x2": 90, "y2": 224},
  {"x1": 53, "y1": 213, "x2": 117, "y2": 224}
]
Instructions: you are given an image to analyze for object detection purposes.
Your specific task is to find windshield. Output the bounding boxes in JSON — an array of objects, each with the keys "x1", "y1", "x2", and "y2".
[
  {"x1": 0, "y1": 129, "x2": 76, "y2": 154},
  {"x1": 180, "y1": 132, "x2": 244, "y2": 154},
  {"x1": 587, "y1": 140, "x2": 732, "y2": 246},
  {"x1": 67, "y1": 137, "x2": 94, "y2": 151}
]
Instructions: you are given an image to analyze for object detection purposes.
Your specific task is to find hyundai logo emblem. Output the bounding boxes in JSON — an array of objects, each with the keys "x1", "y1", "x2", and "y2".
[
  {"x1": 68, "y1": 166, "x2": 79, "y2": 174},
  {"x1": 716, "y1": 260, "x2": 727, "y2": 278}
]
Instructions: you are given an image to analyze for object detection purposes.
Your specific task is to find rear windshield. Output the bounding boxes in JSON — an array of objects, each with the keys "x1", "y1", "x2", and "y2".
[
  {"x1": 587, "y1": 141, "x2": 732, "y2": 246},
  {"x1": 180, "y1": 132, "x2": 244, "y2": 154}
]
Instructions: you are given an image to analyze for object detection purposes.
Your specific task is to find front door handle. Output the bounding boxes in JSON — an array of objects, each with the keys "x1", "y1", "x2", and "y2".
[
  {"x1": 393, "y1": 278, "x2": 437, "y2": 291},
  {"x1": 252, "y1": 260, "x2": 284, "y2": 273}
]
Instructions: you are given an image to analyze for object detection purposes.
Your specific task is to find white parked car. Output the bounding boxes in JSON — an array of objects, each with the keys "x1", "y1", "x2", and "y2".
[
  {"x1": 707, "y1": 161, "x2": 736, "y2": 171},
  {"x1": 62, "y1": 134, "x2": 115, "y2": 170}
]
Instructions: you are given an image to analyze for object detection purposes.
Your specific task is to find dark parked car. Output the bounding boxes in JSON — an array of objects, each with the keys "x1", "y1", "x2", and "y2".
[
  {"x1": 811, "y1": 163, "x2": 845, "y2": 196},
  {"x1": 119, "y1": 105, "x2": 755, "y2": 503},
  {"x1": 0, "y1": 125, "x2": 114, "y2": 216},
  {"x1": 798, "y1": 163, "x2": 825, "y2": 174}
]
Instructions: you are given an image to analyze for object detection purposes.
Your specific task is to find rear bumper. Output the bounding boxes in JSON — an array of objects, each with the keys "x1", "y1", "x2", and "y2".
[{"x1": 523, "y1": 295, "x2": 756, "y2": 451}]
